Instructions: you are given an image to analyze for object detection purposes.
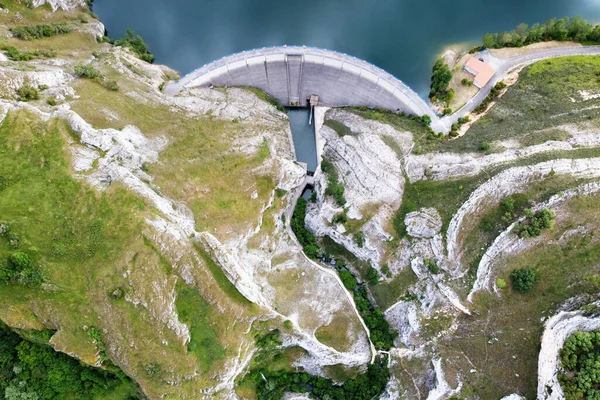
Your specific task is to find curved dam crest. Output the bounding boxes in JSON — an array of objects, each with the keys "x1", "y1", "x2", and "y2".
[
  {"x1": 165, "y1": 45, "x2": 600, "y2": 135},
  {"x1": 165, "y1": 46, "x2": 444, "y2": 131}
]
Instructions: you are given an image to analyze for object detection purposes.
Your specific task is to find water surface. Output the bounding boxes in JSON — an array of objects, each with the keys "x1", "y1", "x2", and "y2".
[
  {"x1": 287, "y1": 108, "x2": 317, "y2": 172},
  {"x1": 94, "y1": 0, "x2": 600, "y2": 97}
]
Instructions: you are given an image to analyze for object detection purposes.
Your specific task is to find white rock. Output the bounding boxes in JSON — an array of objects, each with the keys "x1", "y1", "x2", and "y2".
[{"x1": 405, "y1": 208, "x2": 442, "y2": 238}]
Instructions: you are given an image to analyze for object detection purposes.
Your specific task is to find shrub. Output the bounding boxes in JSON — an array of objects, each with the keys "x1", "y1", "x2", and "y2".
[
  {"x1": 479, "y1": 141, "x2": 491, "y2": 151},
  {"x1": 355, "y1": 232, "x2": 365, "y2": 248},
  {"x1": 16, "y1": 85, "x2": 40, "y2": 101},
  {"x1": 515, "y1": 208, "x2": 556, "y2": 237},
  {"x1": 114, "y1": 29, "x2": 154, "y2": 63},
  {"x1": 496, "y1": 278, "x2": 507, "y2": 289},
  {"x1": 366, "y1": 267, "x2": 380, "y2": 285},
  {"x1": 511, "y1": 268, "x2": 536, "y2": 292},
  {"x1": 9, "y1": 252, "x2": 32, "y2": 270},
  {"x1": 321, "y1": 160, "x2": 346, "y2": 206},
  {"x1": 339, "y1": 270, "x2": 358, "y2": 291},
  {"x1": 2, "y1": 46, "x2": 56, "y2": 61},
  {"x1": 109, "y1": 287, "x2": 125, "y2": 300},
  {"x1": 10, "y1": 23, "x2": 72, "y2": 40},
  {"x1": 46, "y1": 97, "x2": 57, "y2": 106},
  {"x1": 102, "y1": 79, "x2": 119, "y2": 91},
  {"x1": 332, "y1": 210, "x2": 347, "y2": 225},
  {"x1": 474, "y1": 81, "x2": 507, "y2": 114},
  {"x1": 74, "y1": 63, "x2": 102, "y2": 79},
  {"x1": 424, "y1": 259, "x2": 440, "y2": 274}
]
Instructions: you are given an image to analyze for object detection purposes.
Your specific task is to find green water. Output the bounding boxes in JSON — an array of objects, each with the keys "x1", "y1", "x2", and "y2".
[
  {"x1": 94, "y1": 0, "x2": 600, "y2": 96},
  {"x1": 287, "y1": 108, "x2": 317, "y2": 172}
]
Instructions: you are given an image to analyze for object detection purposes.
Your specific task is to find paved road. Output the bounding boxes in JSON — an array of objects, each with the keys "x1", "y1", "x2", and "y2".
[
  {"x1": 438, "y1": 45, "x2": 600, "y2": 131},
  {"x1": 165, "y1": 44, "x2": 600, "y2": 133}
]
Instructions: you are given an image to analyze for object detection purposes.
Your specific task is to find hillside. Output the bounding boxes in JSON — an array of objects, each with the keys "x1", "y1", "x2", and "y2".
[{"x1": 0, "y1": 2, "x2": 600, "y2": 400}]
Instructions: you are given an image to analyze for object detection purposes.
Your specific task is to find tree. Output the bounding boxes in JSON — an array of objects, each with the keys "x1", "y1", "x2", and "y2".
[
  {"x1": 114, "y1": 29, "x2": 155, "y2": 63},
  {"x1": 511, "y1": 268, "x2": 536, "y2": 292},
  {"x1": 366, "y1": 267, "x2": 380, "y2": 285},
  {"x1": 482, "y1": 33, "x2": 497, "y2": 48}
]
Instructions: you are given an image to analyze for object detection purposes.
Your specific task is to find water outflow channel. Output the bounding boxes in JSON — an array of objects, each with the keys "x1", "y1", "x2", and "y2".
[{"x1": 287, "y1": 108, "x2": 318, "y2": 173}]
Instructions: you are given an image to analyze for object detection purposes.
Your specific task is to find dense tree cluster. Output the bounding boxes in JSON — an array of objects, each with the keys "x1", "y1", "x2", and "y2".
[
  {"x1": 515, "y1": 207, "x2": 556, "y2": 238},
  {"x1": 290, "y1": 197, "x2": 320, "y2": 259},
  {"x1": 321, "y1": 160, "x2": 346, "y2": 206},
  {"x1": 559, "y1": 329, "x2": 600, "y2": 400},
  {"x1": 289, "y1": 199, "x2": 396, "y2": 351},
  {"x1": 0, "y1": 251, "x2": 42, "y2": 286},
  {"x1": 481, "y1": 17, "x2": 600, "y2": 50},
  {"x1": 251, "y1": 353, "x2": 390, "y2": 400},
  {"x1": 429, "y1": 58, "x2": 454, "y2": 104},
  {"x1": 353, "y1": 285, "x2": 395, "y2": 349},
  {"x1": 115, "y1": 29, "x2": 155, "y2": 63},
  {"x1": 0, "y1": 321, "x2": 140, "y2": 399},
  {"x1": 10, "y1": 23, "x2": 72, "y2": 40}
]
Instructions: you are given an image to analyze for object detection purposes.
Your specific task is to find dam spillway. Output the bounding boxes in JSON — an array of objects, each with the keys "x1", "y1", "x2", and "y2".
[{"x1": 165, "y1": 46, "x2": 439, "y2": 127}]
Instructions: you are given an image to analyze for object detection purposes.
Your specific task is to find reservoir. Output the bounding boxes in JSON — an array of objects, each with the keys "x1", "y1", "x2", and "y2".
[
  {"x1": 94, "y1": 0, "x2": 600, "y2": 97},
  {"x1": 287, "y1": 108, "x2": 318, "y2": 173}
]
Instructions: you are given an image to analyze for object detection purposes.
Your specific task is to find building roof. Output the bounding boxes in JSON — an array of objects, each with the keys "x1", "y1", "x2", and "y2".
[{"x1": 464, "y1": 57, "x2": 495, "y2": 88}]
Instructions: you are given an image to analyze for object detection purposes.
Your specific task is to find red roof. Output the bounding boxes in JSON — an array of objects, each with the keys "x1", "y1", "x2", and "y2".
[{"x1": 464, "y1": 57, "x2": 495, "y2": 87}]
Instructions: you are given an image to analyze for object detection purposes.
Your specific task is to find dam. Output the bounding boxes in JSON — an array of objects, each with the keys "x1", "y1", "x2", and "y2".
[{"x1": 164, "y1": 46, "x2": 443, "y2": 131}]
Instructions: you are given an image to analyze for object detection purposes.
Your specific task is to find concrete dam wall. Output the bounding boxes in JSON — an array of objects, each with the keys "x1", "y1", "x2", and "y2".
[{"x1": 166, "y1": 46, "x2": 437, "y2": 123}]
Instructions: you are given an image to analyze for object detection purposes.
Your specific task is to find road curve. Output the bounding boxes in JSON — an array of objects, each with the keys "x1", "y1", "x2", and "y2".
[{"x1": 165, "y1": 44, "x2": 600, "y2": 133}]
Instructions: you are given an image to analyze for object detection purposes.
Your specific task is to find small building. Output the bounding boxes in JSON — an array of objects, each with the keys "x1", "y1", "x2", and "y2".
[{"x1": 463, "y1": 57, "x2": 495, "y2": 89}]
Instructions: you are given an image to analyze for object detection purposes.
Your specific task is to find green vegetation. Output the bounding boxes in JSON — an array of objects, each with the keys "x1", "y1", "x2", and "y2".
[
  {"x1": 429, "y1": 58, "x2": 454, "y2": 104},
  {"x1": 442, "y1": 56, "x2": 600, "y2": 153},
  {"x1": 370, "y1": 267, "x2": 419, "y2": 310},
  {"x1": 495, "y1": 278, "x2": 507, "y2": 289},
  {"x1": 511, "y1": 268, "x2": 537, "y2": 292},
  {"x1": 339, "y1": 270, "x2": 358, "y2": 290},
  {"x1": 473, "y1": 81, "x2": 506, "y2": 114},
  {"x1": 74, "y1": 63, "x2": 119, "y2": 91},
  {"x1": 351, "y1": 107, "x2": 440, "y2": 147},
  {"x1": 424, "y1": 259, "x2": 440, "y2": 274},
  {"x1": 175, "y1": 282, "x2": 226, "y2": 372},
  {"x1": 353, "y1": 285, "x2": 395, "y2": 349},
  {"x1": 394, "y1": 175, "x2": 483, "y2": 238},
  {"x1": 481, "y1": 16, "x2": 600, "y2": 50},
  {"x1": 245, "y1": 87, "x2": 286, "y2": 113},
  {"x1": 291, "y1": 197, "x2": 319, "y2": 258},
  {"x1": 114, "y1": 29, "x2": 154, "y2": 63},
  {"x1": 10, "y1": 22, "x2": 72, "y2": 40},
  {"x1": 321, "y1": 160, "x2": 346, "y2": 206},
  {"x1": 75, "y1": 62, "x2": 102, "y2": 79},
  {"x1": 248, "y1": 349, "x2": 389, "y2": 400},
  {"x1": 354, "y1": 231, "x2": 365, "y2": 247},
  {"x1": 0, "y1": 321, "x2": 141, "y2": 399},
  {"x1": 325, "y1": 119, "x2": 352, "y2": 137},
  {"x1": 515, "y1": 208, "x2": 556, "y2": 238},
  {"x1": 366, "y1": 267, "x2": 380, "y2": 284},
  {"x1": 2, "y1": 45, "x2": 55, "y2": 60},
  {"x1": 559, "y1": 329, "x2": 600, "y2": 400},
  {"x1": 16, "y1": 84, "x2": 40, "y2": 101},
  {"x1": 195, "y1": 245, "x2": 252, "y2": 306},
  {"x1": 0, "y1": 250, "x2": 42, "y2": 286}
]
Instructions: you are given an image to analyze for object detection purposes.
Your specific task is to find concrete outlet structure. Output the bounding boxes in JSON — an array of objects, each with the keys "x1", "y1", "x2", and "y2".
[{"x1": 164, "y1": 46, "x2": 439, "y2": 127}]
